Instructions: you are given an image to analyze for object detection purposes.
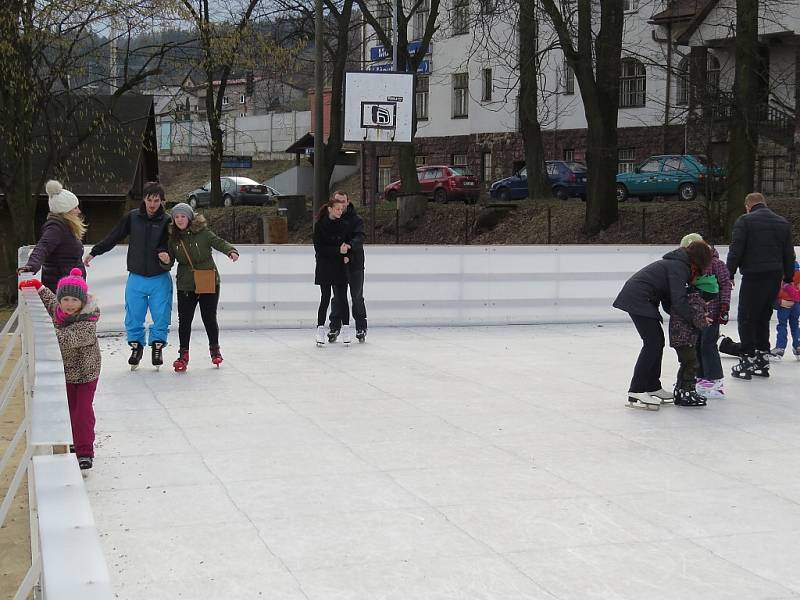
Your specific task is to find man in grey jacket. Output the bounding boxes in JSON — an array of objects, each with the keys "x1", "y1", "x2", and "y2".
[{"x1": 726, "y1": 192, "x2": 795, "y2": 379}]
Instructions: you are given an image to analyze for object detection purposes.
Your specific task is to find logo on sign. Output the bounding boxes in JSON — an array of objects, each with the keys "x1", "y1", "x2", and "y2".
[{"x1": 361, "y1": 102, "x2": 396, "y2": 129}]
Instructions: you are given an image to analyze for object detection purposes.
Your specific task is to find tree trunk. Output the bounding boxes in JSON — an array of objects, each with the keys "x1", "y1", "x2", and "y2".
[
  {"x1": 519, "y1": 0, "x2": 549, "y2": 199},
  {"x1": 206, "y1": 84, "x2": 224, "y2": 208},
  {"x1": 584, "y1": 110, "x2": 619, "y2": 234},
  {"x1": 726, "y1": 0, "x2": 759, "y2": 233}
]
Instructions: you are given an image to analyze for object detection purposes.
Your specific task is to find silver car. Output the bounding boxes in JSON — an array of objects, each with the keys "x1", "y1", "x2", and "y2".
[{"x1": 187, "y1": 176, "x2": 278, "y2": 208}]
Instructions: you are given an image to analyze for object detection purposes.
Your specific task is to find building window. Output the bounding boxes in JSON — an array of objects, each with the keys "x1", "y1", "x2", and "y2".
[
  {"x1": 481, "y1": 151, "x2": 492, "y2": 183},
  {"x1": 676, "y1": 57, "x2": 689, "y2": 105},
  {"x1": 452, "y1": 72, "x2": 469, "y2": 118},
  {"x1": 416, "y1": 155, "x2": 426, "y2": 166},
  {"x1": 619, "y1": 58, "x2": 646, "y2": 108},
  {"x1": 416, "y1": 75, "x2": 429, "y2": 120},
  {"x1": 222, "y1": 96, "x2": 230, "y2": 105},
  {"x1": 706, "y1": 53, "x2": 720, "y2": 95},
  {"x1": 618, "y1": 148, "x2": 637, "y2": 173},
  {"x1": 563, "y1": 61, "x2": 575, "y2": 95},
  {"x1": 623, "y1": 0, "x2": 639, "y2": 11},
  {"x1": 479, "y1": 0, "x2": 494, "y2": 14},
  {"x1": 452, "y1": 0, "x2": 469, "y2": 36},
  {"x1": 563, "y1": 148, "x2": 575, "y2": 161},
  {"x1": 240, "y1": 94, "x2": 246, "y2": 104},
  {"x1": 482, "y1": 68, "x2": 492, "y2": 102},
  {"x1": 378, "y1": 2, "x2": 393, "y2": 42},
  {"x1": 378, "y1": 156, "x2": 393, "y2": 193},
  {"x1": 452, "y1": 153, "x2": 467, "y2": 167},
  {"x1": 413, "y1": 0, "x2": 429, "y2": 40}
]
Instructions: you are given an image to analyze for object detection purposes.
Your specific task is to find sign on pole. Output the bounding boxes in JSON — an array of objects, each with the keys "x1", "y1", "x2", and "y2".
[{"x1": 343, "y1": 71, "x2": 414, "y2": 144}]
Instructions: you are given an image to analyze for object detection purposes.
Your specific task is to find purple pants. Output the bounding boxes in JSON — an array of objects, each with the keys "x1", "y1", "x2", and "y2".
[{"x1": 66, "y1": 378, "x2": 98, "y2": 458}]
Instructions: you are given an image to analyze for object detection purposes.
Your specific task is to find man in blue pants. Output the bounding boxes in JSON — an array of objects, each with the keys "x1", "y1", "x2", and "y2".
[{"x1": 84, "y1": 182, "x2": 173, "y2": 369}]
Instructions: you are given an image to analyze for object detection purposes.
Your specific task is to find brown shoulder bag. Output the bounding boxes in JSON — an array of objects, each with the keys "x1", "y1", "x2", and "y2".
[{"x1": 179, "y1": 239, "x2": 216, "y2": 294}]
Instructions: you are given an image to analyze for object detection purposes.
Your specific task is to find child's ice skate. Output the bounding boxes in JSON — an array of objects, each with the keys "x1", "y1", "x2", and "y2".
[
  {"x1": 648, "y1": 388, "x2": 674, "y2": 404},
  {"x1": 627, "y1": 392, "x2": 661, "y2": 411},
  {"x1": 210, "y1": 345, "x2": 223, "y2": 367},
  {"x1": 151, "y1": 341, "x2": 165, "y2": 371},
  {"x1": 128, "y1": 341, "x2": 144, "y2": 371},
  {"x1": 327, "y1": 327, "x2": 340, "y2": 343},
  {"x1": 315, "y1": 326, "x2": 326, "y2": 346},
  {"x1": 752, "y1": 351, "x2": 770, "y2": 377},
  {"x1": 794, "y1": 346, "x2": 800, "y2": 361},
  {"x1": 673, "y1": 387, "x2": 707, "y2": 407},
  {"x1": 173, "y1": 349, "x2": 189, "y2": 373},
  {"x1": 731, "y1": 355, "x2": 754, "y2": 380},
  {"x1": 770, "y1": 347, "x2": 785, "y2": 361},
  {"x1": 356, "y1": 328, "x2": 367, "y2": 343},
  {"x1": 341, "y1": 324, "x2": 352, "y2": 344}
]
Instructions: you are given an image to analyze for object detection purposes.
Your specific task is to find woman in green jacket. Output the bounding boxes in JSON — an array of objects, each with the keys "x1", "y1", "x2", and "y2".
[{"x1": 162, "y1": 203, "x2": 238, "y2": 371}]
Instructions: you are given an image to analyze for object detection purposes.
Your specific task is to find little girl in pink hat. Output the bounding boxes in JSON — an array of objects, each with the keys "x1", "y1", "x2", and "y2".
[{"x1": 20, "y1": 267, "x2": 101, "y2": 470}]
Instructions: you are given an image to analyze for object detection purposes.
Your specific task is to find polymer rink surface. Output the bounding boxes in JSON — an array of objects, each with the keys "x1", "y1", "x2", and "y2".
[{"x1": 88, "y1": 324, "x2": 800, "y2": 600}]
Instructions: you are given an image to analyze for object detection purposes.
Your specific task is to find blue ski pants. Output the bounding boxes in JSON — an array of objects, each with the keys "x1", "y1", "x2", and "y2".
[{"x1": 124, "y1": 272, "x2": 173, "y2": 346}]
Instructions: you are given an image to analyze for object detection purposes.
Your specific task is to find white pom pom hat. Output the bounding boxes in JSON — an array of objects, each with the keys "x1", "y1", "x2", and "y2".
[{"x1": 46, "y1": 180, "x2": 79, "y2": 214}]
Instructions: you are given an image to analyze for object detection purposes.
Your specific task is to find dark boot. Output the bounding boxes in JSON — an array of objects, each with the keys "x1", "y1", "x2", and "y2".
[
  {"x1": 731, "y1": 355, "x2": 754, "y2": 380},
  {"x1": 752, "y1": 350, "x2": 770, "y2": 377}
]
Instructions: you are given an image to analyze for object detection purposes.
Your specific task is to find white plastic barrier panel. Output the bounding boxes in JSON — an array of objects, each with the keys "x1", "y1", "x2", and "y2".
[{"x1": 19, "y1": 244, "x2": 797, "y2": 332}]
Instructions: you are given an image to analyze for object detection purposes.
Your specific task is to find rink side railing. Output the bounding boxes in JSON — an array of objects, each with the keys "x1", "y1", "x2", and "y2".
[
  {"x1": 0, "y1": 284, "x2": 112, "y2": 599},
  {"x1": 20, "y1": 243, "x2": 787, "y2": 333}
]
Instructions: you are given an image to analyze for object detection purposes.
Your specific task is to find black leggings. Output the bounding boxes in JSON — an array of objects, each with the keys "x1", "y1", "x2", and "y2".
[
  {"x1": 318, "y1": 284, "x2": 348, "y2": 327},
  {"x1": 177, "y1": 289, "x2": 220, "y2": 350}
]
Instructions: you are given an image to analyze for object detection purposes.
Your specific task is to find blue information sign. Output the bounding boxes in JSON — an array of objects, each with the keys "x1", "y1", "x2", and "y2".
[
  {"x1": 369, "y1": 40, "x2": 428, "y2": 61},
  {"x1": 222, "y1": 155, "x2": 253, "y2": 169},
  {"x1": 368, "y1": 59, "x2": 430, "y2": 74}
]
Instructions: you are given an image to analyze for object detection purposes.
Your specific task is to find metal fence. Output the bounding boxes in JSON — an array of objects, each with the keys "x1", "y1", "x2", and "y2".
[{"x1": 0, "y1": 286, "x2": 112, "y2": 600}]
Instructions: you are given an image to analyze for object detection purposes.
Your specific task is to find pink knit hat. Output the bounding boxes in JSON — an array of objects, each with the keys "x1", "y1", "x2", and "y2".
[{"x1": 56, "y1": 268, "x2": 88, "y2": 304}]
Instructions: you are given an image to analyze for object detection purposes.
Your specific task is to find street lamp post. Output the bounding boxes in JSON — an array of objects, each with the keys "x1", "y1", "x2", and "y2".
[{"x1": 313, "y1": 0, "x2": 325, "y2": 217}]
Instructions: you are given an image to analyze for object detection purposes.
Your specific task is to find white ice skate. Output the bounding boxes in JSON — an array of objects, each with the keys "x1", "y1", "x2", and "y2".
[
  {"x1": 627, "y1": 392, "x2": 661, "y2": 411},
  {"x1": 341, "y1": 324, "x2": 352, "y2": 345},
  {"x1": 648, "y1": 388, "x2": 674, "y2": 404},
  {"x1": 315, "y1": 326, "x2": 326, "y2": 346}
]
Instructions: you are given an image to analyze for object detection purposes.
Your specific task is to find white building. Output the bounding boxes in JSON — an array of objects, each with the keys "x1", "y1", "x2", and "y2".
[{"x1": 361, "y1": 0, "x2": 799, "y2": 196}]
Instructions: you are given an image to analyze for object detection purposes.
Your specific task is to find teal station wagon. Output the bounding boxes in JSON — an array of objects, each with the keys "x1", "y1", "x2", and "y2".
[{"x1": 616, "y1": 154, "x2": 722, "y2": 202}]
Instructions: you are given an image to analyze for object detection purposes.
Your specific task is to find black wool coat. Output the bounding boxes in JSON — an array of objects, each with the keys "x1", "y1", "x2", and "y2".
[
  {"x1": 23, "y1": 216, "x2": 86, "y2": 292},
  {"x1": 340, "y1": 203, "x2": 366, "y2": 269},
  {"x1": 313, "y1": 213, "x2": 348, "y2": 286},
  {"x1": 613, "y1": 248, "x2": 696, "y2": 323},
  {"x1": 726, "y1": 204, "x2": 795, "y2": 281}
]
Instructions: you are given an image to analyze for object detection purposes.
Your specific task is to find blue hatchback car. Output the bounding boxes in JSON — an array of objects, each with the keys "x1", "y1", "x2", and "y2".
[
  {"x1": 615, "y1": 154, "x2": 721, "y2": 202},
  {"x1": 489, "y1": 161, "x2": 588, "y2": 201}
]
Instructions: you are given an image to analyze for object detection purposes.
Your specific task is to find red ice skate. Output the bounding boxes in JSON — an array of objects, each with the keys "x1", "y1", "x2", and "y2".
[
  {"x1": 173, "y1": 349, "x2": 189, "y2": 372},
  {"x1": 210, "y1": 345, "x2": 223, "y2": 367}
]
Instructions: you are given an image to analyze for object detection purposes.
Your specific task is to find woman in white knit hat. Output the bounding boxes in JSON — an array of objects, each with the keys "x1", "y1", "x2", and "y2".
[{"x1": 18, "y1": 180, "x2": 87, "y2": 292}]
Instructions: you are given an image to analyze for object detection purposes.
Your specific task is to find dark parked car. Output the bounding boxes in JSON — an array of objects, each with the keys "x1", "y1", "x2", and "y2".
[
  {"x1": 383, "y1": 165, "x2": 480, "y2": 204},
  {"x1": 489, "y1": 161, "x2": 588, "y2": 202},
  {"x1": 616, "y1": 154, "x2": 723, "y2": 202},
  {"x1": 188, "y1": 177, "x2": 276, "y2": 208}
]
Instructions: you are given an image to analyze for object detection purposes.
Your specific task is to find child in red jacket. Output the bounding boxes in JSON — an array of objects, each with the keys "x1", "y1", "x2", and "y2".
[
  {"x1": 19, "y1": 268, "x2": 101, "y2": 469},
  {"x1": 771, "y1": 262, "x2": 800, "y2": 360}
]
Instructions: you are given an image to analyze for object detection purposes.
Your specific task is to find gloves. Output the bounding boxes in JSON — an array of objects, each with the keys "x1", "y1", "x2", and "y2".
[
  {"x1": 718, "y1": 303, "x2": 729, "y2": 325},
  {"x1": 18, "y1": 279, "x2": 42, "y2": 290}
]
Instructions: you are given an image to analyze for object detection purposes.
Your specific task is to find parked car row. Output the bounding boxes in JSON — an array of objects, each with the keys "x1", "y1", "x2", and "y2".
[
  {"x1": 187, "y1": 177, "x2": 282, "y2": 208},
  {"x1": 381, "y1": 154, "x2": 722, "y2": 204}
]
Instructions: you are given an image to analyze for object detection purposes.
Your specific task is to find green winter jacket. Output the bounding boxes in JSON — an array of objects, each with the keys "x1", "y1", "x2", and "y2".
[{"x1": 163, "y1": 215, "x2": 238, "y2": 292}]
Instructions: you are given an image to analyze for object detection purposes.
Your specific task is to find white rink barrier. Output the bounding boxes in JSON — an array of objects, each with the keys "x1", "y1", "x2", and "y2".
[{"x1": 19, "y1": 244, "x2": 795, "y2": 332}]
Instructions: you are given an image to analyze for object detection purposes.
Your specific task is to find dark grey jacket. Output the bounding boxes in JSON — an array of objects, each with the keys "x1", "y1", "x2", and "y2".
[
  {"x1": 89, "y1": 205, "x2": 170, "y2": 277},
  {"x1": 613, "y1": 249, "x2": 696, "y2": 323},
  {"x1": 341, "y1": 203, "x2": 366, "y2": 269},
  {"x1": 23, "y1": 216, "x2": 86, "y2": 292},
  {"x1": 726, "y1": 204, "x2": 795, "y2": 282}
]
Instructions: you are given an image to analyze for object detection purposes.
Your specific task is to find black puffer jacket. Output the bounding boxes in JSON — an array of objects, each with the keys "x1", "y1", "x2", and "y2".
[
  {"x1": 340, "y1": 203, "x2": 366, "y2": 269},
  {"x1": 613, "y1": 248, "x2": 696, "y2": 322},
  {"x1": 726, "y1": 203, "x2": 795, "y2": 281},
  {"x1": 89, "y1": 205, "x2": 170, "y2": 277},
  {"x1": 313, "y1": 213, "x2": 348, "y2": 286},
  {"x1": 23, "y1": 216, "x2": 86, "y2": 292}
]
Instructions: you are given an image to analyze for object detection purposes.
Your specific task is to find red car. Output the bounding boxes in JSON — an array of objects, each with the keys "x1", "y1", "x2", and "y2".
[{"x1": 384, "y1": 165, "x2": 480, "y2": 204}]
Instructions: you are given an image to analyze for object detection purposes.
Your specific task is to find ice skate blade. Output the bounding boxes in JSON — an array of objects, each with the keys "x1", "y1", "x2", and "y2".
[
  {"x1": 316, "y1": 341, "x2": 324, "y2": 347},
  {"x1": 627, "y1": 400, "x2": 660, "y2": 411},
  {"x1": 752, "y1": 370, "x2": 769, "y2": 378},
  {"x1": 130, "y1": 364, "x2": 138, "y2": 371}
]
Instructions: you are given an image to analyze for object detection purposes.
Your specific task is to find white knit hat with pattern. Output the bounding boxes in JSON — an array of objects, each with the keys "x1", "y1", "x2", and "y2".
[{"x1": 46, "y1": 180, "x2": 79, "y2": 214}]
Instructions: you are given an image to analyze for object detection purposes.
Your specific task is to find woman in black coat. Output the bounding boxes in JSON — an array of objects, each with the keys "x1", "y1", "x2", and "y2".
[
  {"x1": 313, "y1": 197, "x2": 350, "y2": 345},
  {"x1": 18, "y1": 180, "x2": 87, "y2": 292},
  {"x1": 613, "y1": 241, "x2": 713, "y2": 408}
]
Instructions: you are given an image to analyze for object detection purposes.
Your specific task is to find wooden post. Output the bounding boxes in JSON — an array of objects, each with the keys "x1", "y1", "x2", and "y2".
[
  {"x1": 395, "y1": 209, "x2": 400, "y2": 244},
  {"x1": 641, "y1": 207, "x2": 646, "y2": 243},
  {"x1": 464, "y1": 206, "x2": 469, "y2": 245},
  {"x1": 547, "y1": 206, "x2": 552, "y2": 244}
]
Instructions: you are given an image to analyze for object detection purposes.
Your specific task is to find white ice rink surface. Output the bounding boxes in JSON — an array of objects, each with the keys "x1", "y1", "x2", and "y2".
[{"x1": 88, "y1": 324, "x2": 800, "y2": 600}]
